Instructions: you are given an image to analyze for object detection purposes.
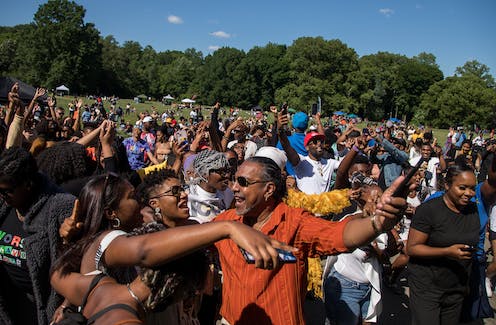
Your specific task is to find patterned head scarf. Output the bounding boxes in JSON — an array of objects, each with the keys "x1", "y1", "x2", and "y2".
[{"x1": 193, "y1": 150, "x2": 229, "y2": 181}]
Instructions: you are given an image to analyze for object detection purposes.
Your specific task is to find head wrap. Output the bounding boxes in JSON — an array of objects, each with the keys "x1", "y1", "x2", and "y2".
[{"x1": 193, "y1": 150, "x2": 228, "y2": 180}]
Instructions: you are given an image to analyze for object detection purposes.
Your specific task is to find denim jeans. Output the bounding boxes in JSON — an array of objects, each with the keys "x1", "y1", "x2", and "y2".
[{"x1": 324, "y1": 268, "x2": 372, "y2": 325}]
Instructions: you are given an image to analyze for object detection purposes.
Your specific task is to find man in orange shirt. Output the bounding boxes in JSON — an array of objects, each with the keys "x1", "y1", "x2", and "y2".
[{"x1": 214, "y1": 156, "x2": 408, "y2": 325}]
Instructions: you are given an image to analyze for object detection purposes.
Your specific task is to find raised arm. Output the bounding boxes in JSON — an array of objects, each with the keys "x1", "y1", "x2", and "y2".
[
  {"x1": 104, "y1": 220, "x2": 294, "y2": 270},
  {"x1": 342, "y1": 176, "x2": 408, "y2": 249},
  {"x1": 209, "y1": 102, "x2": 222, "y2": 152},
  {"x1": 276, "y1": 109, "x2": 300, "y2": 167}
]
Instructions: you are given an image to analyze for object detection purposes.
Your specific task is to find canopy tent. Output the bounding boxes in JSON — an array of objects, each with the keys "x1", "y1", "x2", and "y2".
[
  {"x1": 181, "y1": 98, "x2": 195, "y2": 103},
  {"x1": 389, "y1": 117, "x2": 401, "y2": 123},
  {"x1": 347, "y1": 113, "x2": 358, "y2": 118},
  {"x1": 0, "y1": 77, "x2": 47, "y2": 105},
  {"x1": 56, "y1": 84, "x2": 69, "y2": 96},
  {"x1": 163, "y1": 94, "x2": 174, "y2": 100},
  {"x1": 333, "y1": 111, "x2": 346, "y2": 116}
]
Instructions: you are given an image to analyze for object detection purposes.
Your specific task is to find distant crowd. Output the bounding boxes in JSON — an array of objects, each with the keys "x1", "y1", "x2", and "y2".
[{"x1": 0, "y1": 82, "x2": 495, "y2": 325}]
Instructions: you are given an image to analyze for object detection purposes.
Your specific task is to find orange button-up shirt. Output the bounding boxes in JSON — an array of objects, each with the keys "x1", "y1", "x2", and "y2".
[{"x1": 214, "y1": 202, "x2": 351, "y2": 325}]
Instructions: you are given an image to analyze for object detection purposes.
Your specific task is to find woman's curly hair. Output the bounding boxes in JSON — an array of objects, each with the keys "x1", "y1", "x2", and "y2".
[
  {"x1": 36, "y1": 141, "x2": 95, "y2": 185},
  {"x1": 128, "y1": 222, "x2": 208, "y2": 312},
  {"x1": 136, "y1": 169, "x2": 179, "y2": 206}
]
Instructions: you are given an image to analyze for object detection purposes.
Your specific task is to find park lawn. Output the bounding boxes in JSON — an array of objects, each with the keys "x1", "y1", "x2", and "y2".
[{"x1": 55, "y1": 95, "x2": 449, "y2": 142}]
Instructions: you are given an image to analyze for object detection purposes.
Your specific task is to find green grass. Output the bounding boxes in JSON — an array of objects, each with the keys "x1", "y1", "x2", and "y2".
[{"x1": 55, "y1": 95, "x2": 450, "y2": 141}]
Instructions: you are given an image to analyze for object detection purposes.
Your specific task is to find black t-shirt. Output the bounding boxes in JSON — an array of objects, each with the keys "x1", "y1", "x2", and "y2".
[
  {"x1": 0, "y1": 209, "x2": 33, "y2": 293},
  {"x1": 408, "y1": 196, "x2": 479, "y2": 291}
]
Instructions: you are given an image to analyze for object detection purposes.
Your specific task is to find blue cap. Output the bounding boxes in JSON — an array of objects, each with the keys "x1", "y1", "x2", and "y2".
[{"x1": 292, "y1": 112, "x2": 309, "y2": 131}]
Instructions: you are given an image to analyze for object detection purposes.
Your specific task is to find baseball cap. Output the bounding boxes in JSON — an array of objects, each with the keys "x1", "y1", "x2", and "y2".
[
  {"x1": 292, "y1": 112, "x2": 309, "y2": 131},
  {"x1": 304, "y1": 131, "x2": 326, "y2": 147},
  {"x1": 143, "y1": 116, "x2": 153, "y2": 123},
  {"x1": 165, "y1": 117, "x2": 172, "y2": 123}
]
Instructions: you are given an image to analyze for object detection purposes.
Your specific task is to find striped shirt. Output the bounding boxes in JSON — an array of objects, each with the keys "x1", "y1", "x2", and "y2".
[{"x1": 214, "y1": 202, "x2": 351, "y2": 325}]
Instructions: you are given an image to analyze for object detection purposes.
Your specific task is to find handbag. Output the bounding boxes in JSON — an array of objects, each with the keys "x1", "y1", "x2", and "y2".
[{"x1": 460, "y1": 260, "x2": 494, "y2": 322}]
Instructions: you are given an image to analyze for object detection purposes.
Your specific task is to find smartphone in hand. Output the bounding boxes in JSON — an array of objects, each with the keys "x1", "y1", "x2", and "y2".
[{"x1": 240, "y1": 247, "x2": 297, "y2": 264}]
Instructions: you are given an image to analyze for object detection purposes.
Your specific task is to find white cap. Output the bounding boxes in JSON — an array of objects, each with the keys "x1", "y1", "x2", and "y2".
[
  {"x1": 254, "y1": 146, "x2": 287, "y2": 170},
  {"x1": 143, "y1": 116, "x2": 153, "y2": 123}
]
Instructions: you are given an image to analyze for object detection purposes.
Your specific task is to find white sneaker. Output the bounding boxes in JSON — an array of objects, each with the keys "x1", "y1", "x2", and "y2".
[{"x1": 485, "y1": 277, "x2": 492, "y2": 298}]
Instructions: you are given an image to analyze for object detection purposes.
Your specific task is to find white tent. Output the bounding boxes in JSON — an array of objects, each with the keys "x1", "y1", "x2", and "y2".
[
  {"x1": 56, "y1": 85, "x2": 69, "y2": 92},
  {"x1": 56, "y1": 85, "x2": 69, "y2": 96},
  {"x1": 181, "y1": 98, "x2": 195, "y2": 103},
  {"x1": 163, "y1": 94, "x2": 174, "y2": 100}
]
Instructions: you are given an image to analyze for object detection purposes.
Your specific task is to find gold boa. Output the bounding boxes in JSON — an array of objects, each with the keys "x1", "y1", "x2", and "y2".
[{"x1": 284, "y1": 188, "x2": 351, "y2": 299}]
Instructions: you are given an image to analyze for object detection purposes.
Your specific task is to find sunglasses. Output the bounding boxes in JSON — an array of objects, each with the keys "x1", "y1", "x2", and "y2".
[
  {"x1": 151, "y1": 185, "x2": 189, "y2": 199},
  {"x1": 234, "y1": 176, "x2": 267, "y2": 187},
  {"x1": 210, "y1": 168, "x2": 231, "y2": 177},
  {"x1": 0, "y1": 187, "x2": 15, "y2": 198}
]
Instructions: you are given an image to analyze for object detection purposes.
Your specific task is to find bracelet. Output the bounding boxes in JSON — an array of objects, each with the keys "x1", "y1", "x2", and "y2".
[
  {"x1": 370, "y1": 214, "x2": 383, "y2": 235},
  {"x1": 127, "y1": 283, "x2": 146, "y2": 312}
]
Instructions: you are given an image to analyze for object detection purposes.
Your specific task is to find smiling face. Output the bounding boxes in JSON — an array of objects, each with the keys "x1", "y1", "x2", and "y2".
[
  {"x1": 305, "y1": 138, "x2": 324, "y2": 160},
  {"x1": 208, "y1": 167, "x2": 232, "y2": 191},
  {"x1": 148, "y1": 178, "x2": 190, "y2": 227},
  {"x1": 444, "y1": 171, "x2": 476, "y2": 211},
  {"x1": 232, "y1": 161, "x2": 270, "y2": 218}
]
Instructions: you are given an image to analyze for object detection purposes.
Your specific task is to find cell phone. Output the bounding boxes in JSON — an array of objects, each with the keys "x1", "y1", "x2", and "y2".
[
  {"x1": 461, "y1": 245, "x2": 476, "y2": 252},
  {"x1": 392, "y1": 157, "x2": 426, "y2": 198},
  {"x1": 240, "y1": 248, "x2": 297, "y2": 264},
  {"x1": 311, "y1": 103, "x2": 318, "y2": 116},
  {"x1": 280, "y1": 103, "x2": 288, "y2": 115}
]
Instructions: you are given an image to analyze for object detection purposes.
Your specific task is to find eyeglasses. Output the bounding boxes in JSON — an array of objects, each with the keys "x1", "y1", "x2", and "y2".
[
  {"x1": 150, "y1": 185, "x2": 189, "y2": 199},
  {"x1": 210, "y1": 168, "x2": 231, "y2": 177},
  {"x1": 234, "y1": 176, "x2": 267, "y2": 187}
]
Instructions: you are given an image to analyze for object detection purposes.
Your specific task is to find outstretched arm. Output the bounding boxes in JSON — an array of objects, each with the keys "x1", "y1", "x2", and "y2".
[
  {"x1": 104, "y1": 220, "x2": 294, "y2": 270},
  {"x1": 342, "y1": 177, "x2": 408, "y2": 249}
]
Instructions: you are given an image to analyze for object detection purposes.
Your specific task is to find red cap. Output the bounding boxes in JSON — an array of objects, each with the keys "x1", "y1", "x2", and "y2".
[{"x1": 304, "y1": 131, "x2": 326, "y2": 147}]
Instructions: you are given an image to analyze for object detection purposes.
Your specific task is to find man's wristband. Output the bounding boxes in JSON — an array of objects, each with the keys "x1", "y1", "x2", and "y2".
[
  {"x1": 371, "y1": 214, "x2": 383, "y2": 236},
  {"x1": 352, "y1": 145, "x2": 362, "y2": 153}
]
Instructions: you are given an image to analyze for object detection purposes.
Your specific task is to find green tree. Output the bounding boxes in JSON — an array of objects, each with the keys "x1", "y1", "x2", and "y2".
[
  {"x1": 416, "y1": 75, "x2": 496, "y2": 129},
  {"x1": 28, "y1": 0, "x2": 102, "y2": 93},
  {"x1": 455, "y1": 60, "x2": 495, "y2": 89}
]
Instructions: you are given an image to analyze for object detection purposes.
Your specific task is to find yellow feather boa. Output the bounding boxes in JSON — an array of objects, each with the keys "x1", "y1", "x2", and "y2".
[
  {"x1": 284, "y1": 188, "x2": 350, "y2": 215},
  {"x1": 284, "y1": 188, "x2": 351, "y2": 299}
]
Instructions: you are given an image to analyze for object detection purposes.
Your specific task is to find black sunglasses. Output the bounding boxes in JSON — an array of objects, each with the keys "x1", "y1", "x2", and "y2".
[
  {"x1": 151, "y1": 185, "x2": 189, "y2": 199},
  {"x1": 0, "y1": 187, "x2": 15, "y2": 198},
  {"x1": 210, "y1": 168, "x2": 232, "y2": 177},
  {"x1": 234, "y1": 176, "x2": 267, "y2": 187}
]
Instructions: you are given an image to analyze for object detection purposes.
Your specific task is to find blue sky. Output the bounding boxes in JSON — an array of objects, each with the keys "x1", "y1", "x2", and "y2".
[{"x1": 3, "y1": 0, "x2": 495, "y2": 78}]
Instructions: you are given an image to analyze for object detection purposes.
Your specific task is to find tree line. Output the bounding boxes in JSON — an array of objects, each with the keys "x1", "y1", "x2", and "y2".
[{"x1": 1, "y1": 0, "x2": 495, "y2": 128}]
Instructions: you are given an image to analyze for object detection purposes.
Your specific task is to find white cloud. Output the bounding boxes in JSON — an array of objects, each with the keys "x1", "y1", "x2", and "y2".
[
  {"x1": 379, "y1": 8, "x2": 394, "y2": 17},
  {"x1": 167, "y1": 15, "x2": 183, "y2": 24},
  {"x1": 210, "y1": 31, "x2": 231, "y2": 38},
  {"x1": 208, "y1": 45, "x2": 220, "y2": 51}
]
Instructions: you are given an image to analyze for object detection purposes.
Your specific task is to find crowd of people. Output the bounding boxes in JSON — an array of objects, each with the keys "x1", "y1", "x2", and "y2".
[{"x1": 0, "y1": 82, "x2": 495, "y2": 325}]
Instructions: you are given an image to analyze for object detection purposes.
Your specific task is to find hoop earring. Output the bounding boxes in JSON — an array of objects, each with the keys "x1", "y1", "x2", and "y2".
[
  {"x1": 111, "y1": 217, "x2": 121, "y2": 229},
  {"x1": 154, "y1": 207, "x2": 162, "y2": 220}
]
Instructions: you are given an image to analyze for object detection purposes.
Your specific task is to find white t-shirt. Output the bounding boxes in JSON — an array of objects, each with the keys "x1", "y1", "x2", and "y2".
[
  {"x1": 409, "y1": 155, "x2": 440, "y2": 193},
  {"x1": 293, "y1": 154, "x2": 341, "y2": 194},
  {"x1": 187, "y1": 184, "x2": 233, "y2": 224}
]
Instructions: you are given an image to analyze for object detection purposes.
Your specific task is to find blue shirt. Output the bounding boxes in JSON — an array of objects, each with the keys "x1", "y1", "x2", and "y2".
[{"x1": 122, "y1": 137, "x2": 151, "y2": 170}]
